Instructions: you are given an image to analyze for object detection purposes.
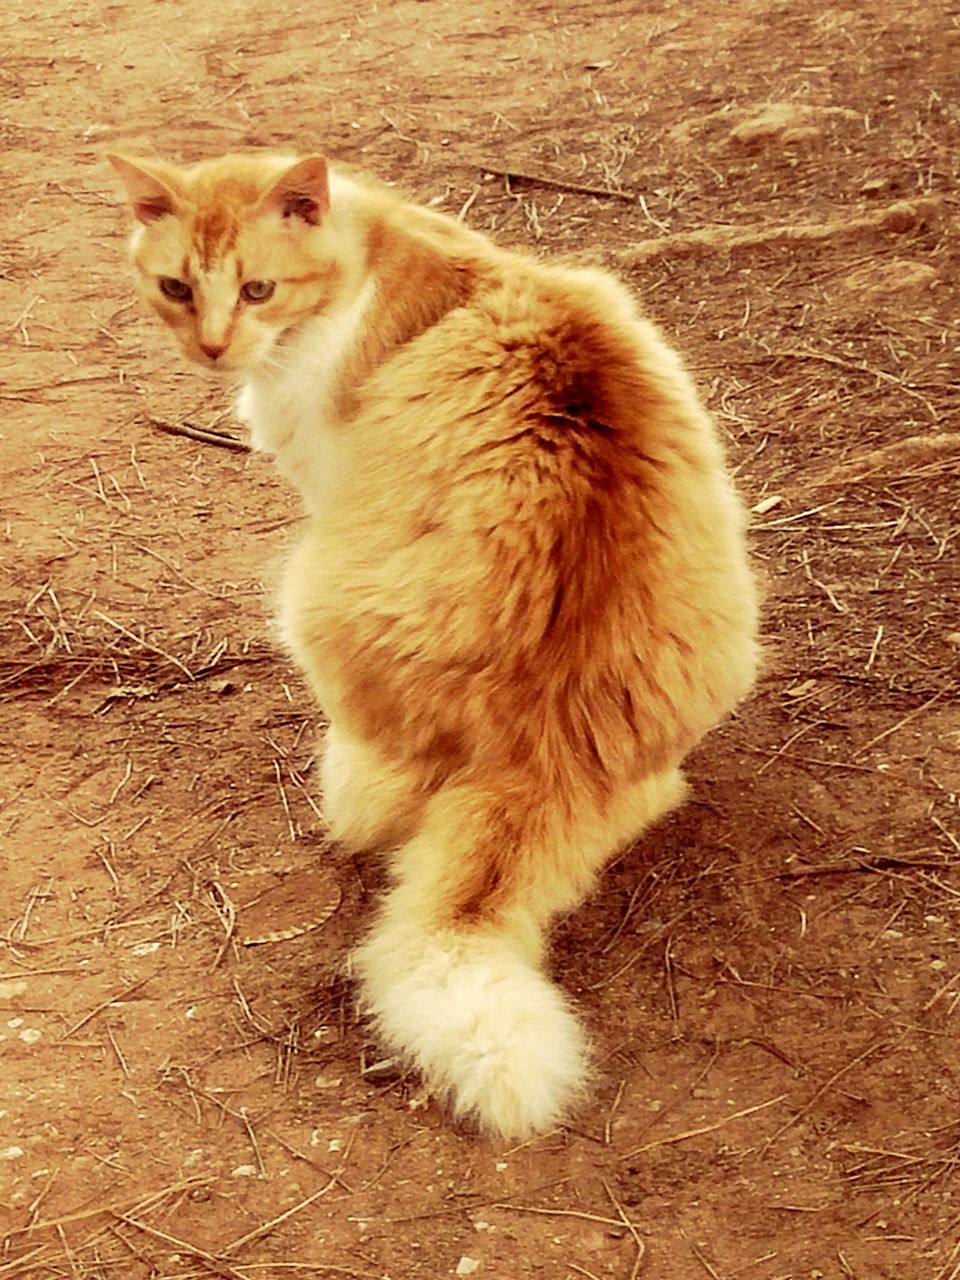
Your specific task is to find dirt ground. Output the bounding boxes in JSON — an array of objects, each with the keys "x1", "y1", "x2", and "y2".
[{"x1": 2, "y1": 0, "x2": 959, "y2": 1277}]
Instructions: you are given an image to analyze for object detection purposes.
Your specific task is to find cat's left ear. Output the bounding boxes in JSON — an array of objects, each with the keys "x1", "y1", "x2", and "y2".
[
  {"x1": 108, "y1": 154, "x2": 182, "y2": 225},
  {"x1": 257, "y1": 156, "x2": 329, "y2": 226}
]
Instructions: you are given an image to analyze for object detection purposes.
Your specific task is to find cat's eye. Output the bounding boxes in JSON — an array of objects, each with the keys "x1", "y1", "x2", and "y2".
[
  {"x1": 159, "y1": 276, "x2": 193, "y2": 302},
  {"x1": 241, "y1": 279, "x2": 276, "y2": 303}
]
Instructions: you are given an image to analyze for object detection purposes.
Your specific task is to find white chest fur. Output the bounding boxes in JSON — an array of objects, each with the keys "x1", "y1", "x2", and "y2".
[{"x1": 238, "y1": 277, "x2": 375, "y2": 511}]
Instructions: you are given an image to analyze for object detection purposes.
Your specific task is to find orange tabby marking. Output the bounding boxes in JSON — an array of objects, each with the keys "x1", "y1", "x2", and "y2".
[{"x1": 111, "y1": 150, "x2": 759, "y2": 1138}]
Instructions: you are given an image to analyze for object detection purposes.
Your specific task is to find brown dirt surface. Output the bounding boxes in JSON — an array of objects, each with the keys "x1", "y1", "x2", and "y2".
[{"x1": 2, "y1": 1, "x2": 959, "y2": 1277}]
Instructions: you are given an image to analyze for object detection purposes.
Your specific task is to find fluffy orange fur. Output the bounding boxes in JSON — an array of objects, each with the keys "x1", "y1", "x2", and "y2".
[{"x1": 111, "y1": 149, "x2": 759, "y2": 1138}]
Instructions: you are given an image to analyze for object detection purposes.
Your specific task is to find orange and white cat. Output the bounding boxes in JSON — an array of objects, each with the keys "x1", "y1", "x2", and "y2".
[{"x1": 110, "y1": 150, "x2": 759, "y2": 1139}]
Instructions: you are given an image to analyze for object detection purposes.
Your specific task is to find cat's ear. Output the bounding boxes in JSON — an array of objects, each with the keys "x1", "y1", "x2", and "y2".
[
  {"x1": 107, "y1": 154, "x2": 182, "y2": 225},
  {"x1": 256, "y1": 156, "x2": 329, "y2": 226}
]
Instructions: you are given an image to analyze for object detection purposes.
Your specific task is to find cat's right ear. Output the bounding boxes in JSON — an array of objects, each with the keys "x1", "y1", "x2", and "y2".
[
  {"x1": 256, "y1": 156, "x2": 330, "y2": 226},
  {"x1": 107, "y1": 154, "x2": 181, "y2": 225}
]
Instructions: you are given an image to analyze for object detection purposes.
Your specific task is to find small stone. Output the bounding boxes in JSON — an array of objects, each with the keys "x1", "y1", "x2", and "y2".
[
  {"x1": 362, "y1": 1056, "x2": 402, "y2": 1084},
  {"x1": 314, "y1": 1074, "x2": 343, "y2": 1090},
  {"x1": 931, "y1": 959, "x2": 947, "y2": 971},
  {"x1": 877, "y1": 202, "x2": 922, "y2": 233},
  {"x1": 19, "y1": 1029, "x2": 41, "y2": 1045},
  {"x1": 455, "y1": 1258, "x2": 481, "y2": 1276},
  {"x1": 0, "y1": 981, "x2": 27, "y2": 999},
  {"x1": 231, "y1": 1164, "x2": 258, "y2": 1177},
  {"x1": 345, "y1": 1110, "x2": 378, "y2": 1127},
  {"x1": 131, "y1": 941, "x2": 161, "y2": 957},
  {"x1": 0, "y1": 1147, "x2": 25, "y2": 1161},
  {"x1": 785, "y1": 678, "x2": 817, "y2": 698}
]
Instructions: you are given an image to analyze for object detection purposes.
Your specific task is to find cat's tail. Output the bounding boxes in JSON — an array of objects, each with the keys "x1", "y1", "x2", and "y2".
[
  {"x1": 353, "y1": 773, "x2": 684, "y2": 1139},
  {"x1": 355, "y1": 905, "x2": 586, "y2": 1139}
]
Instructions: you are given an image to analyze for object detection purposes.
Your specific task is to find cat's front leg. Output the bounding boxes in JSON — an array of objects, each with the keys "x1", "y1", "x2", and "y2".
[
  {"x1": 235, "y1": 383, "x2": 254, "y2": 428},
  {"x1": 235, "y1": 382, "x2": 274, "y2": 455}
]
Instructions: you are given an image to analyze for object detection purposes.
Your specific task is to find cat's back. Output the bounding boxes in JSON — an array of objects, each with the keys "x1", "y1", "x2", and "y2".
[{"x1": 354, "y1": 238, "x2": 725, "y2": 505}]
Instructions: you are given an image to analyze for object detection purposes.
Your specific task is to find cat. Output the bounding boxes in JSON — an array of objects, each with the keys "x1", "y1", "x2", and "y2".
[{"x1": 109, "y1": 149, "x2": 759, "y2": 1139}]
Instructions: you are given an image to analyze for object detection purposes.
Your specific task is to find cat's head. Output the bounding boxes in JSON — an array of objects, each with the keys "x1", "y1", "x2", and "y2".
[{"x1": 109, "y1": 152, "x2": 346, "y2": 372}]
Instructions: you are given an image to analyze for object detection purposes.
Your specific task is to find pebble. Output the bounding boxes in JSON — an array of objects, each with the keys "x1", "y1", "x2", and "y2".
[
  {"x1": 0, "y1": 1147, "x2": 25, "y2": 1161},
  {"x1": 130, "y1": 941, "x2": 161, "y2": 956},
  {"x1": 455, "y1": 1259, "x2": 481, "y2": 1276},
  {"x1": 19, "y1": 1029, "x2": 42, "y2": 1045},
  {"x1": 0, "y1": 981, "x2": 27, "y2": 999},
  {"x1": 345, "y1": 1110, "x2": 378, "y2": 1127},
  {"x1": 231, "y1": 1164, "x2": 259, "y2": 1177},
  {"x1": 361, "y1": 1056, "x2": 402, "y2": 1084}
]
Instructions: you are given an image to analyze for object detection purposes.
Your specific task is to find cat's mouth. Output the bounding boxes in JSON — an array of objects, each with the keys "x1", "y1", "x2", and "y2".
[
  {"x1": 185, "y1": 335, "x2": 275, "y2": 375},
  {"x1": 185, "y1": 344, "x2": 244, "y2": 374}
]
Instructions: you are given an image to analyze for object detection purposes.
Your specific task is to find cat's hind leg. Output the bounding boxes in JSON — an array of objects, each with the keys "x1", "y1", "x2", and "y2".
[{"x1": 321, "y1": 725, "x2": 424, "y2": 851}]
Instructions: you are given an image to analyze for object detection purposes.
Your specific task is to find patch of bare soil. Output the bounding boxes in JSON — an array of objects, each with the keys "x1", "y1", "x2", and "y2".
[{"x1": 2, "y1": 1, "x2": 958, "y2": 1277}]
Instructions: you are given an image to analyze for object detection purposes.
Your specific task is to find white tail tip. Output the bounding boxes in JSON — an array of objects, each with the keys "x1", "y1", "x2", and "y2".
[{"x1": 355, "y1": 929, "x2": 587, "y2": 1139}]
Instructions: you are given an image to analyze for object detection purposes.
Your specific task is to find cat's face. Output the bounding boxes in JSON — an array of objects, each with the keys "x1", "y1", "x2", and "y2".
[{"x1": 109, "y1": 152, "x2": 342, "y2": 372}]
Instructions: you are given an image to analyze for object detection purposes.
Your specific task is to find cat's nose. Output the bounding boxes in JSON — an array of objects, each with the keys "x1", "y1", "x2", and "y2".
[{"x1": 200, "y1": 341, "x2": 226, "y2": 361}]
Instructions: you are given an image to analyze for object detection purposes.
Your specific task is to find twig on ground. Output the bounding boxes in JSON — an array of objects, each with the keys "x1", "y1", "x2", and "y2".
[
  {"x1": 855, "y1": 686, "x2": 953, "y2": 758},
  {"x1": 605, "y1": 1079, "x2": 626, "y2": 1146},
  {"x1": 114, "y1": 1213, "x2": 253, "y2": 1280},
  {"x1": 94, "y1": 610, "x2": 195, "y2": 681},
  {"x1": 760, "y1": 1038, "x2": 897, "y2": 1153},
  {"x1": 624, "y1": 1094, "x2": 788, "y2": 1157},
  {"x1": 60, "y1": 973, "x2": 154, "y2": 1041},
  {"x1": 208, "y1": 881, "x2": 238, "y2": 968},
  {"x1": 680, "y1": 1226, "x2": 724, "y2": 1279},
  {"x1": 492, "y1": 1202, "x2": 625, "y2": 1229},
  {"x1": 469, "y1": 158, "x2": 637, "y2": 202},
  {"x1": 221, "y1": 1130, "x2": 357, "y2": 1257},
  {"x1": 148, "y1": 416, "x2": 250, "y2": 452},
  {"x1": 601, "y1": 1179, "x2": 646, "y2": 1280}
]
